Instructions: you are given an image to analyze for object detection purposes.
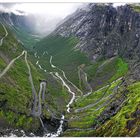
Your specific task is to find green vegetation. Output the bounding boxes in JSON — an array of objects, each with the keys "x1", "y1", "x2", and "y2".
[
  {"x1": 130, "y1": 4, "x2": 140, "y2": 12},
  {"x1": 0, "y1": 24, "x2": 23, "y2": 59},
  {"x1": 0, "y1": 110, "x2": 39, "y2": 131},
  {"x1": 34, "y1": 35, "x2": 90, "y2": 87},
  {"x1": 75, "y1": 79, "x2": 121, "y2": 109},
  {"x1": 44, "y1": 73, "x2": 70, "y2": 114},
  {"x1": 0, "y1": 21, "x2": 137, "y2": 137},
  {"x1": 0, "y1": 23, "x2": 6, "y2": 37},
  {"x1": 63, "y1": 80, "x2": 140, "y2": 137},
  {"x1": 92, "y1": 82, "x2": 140, "y2": 137},
  {"x1": 0, "y1": 56, "x2": 42, "y2": 131},
  {"x1": 0, "y1": 23, "x2": 72, "y2": 131},
  {"x1": 0, "y1": 23, "x2": 43, "y2": 131},
  {"x1": 11, "y1": 26, "x2": 41, "y2": 50},
  {"x1": 64, "y1": 79, "x2": 121, "y2": 130},
  {"x1": 110, "y1": 58, "x2": 128, "y2": 81},
  {"x1": 0, "y1": 58, "x2": 6, "y2": 69},
  {"x1": 84, "y1": 57, "x2": 128, "y2": 90}
]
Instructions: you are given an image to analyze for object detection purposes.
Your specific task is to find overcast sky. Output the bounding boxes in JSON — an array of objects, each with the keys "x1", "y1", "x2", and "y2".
[
  {"x1": 15, "y1": 3, "x2": 84, "y2": 16},
  {"x1": 0, "y1": 3, "x2": 125, "y2": 15},
  {"x1": 0, "y1": 3, "x2": 84, "y2": 17}
]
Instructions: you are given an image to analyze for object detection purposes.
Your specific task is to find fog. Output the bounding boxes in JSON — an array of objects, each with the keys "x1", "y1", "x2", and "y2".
[{"x1": 0, "y1": 3, "x2": 84, "y2": 35}]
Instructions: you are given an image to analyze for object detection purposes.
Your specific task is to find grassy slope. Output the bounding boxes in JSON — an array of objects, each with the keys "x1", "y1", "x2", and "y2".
[
  {"x1": 0, "y1": 23, "x2": 6, "y2": 37},
  {"x1": 84, "y1": 57, "x2": 128, "y2": 90},
  {"x1": 0, "y1": 24, "x2": 71, "y2": 132},
  {"x1": 93, "y1": 82, "x2": 140, "y2": 137},
  {"x1": 130, "y1": 4, "x2": 140, "y2": 12},
  {"x1": 0, "y1": 24, "x2": 43, "y2": 132},
  {"x1": 64, "y1": 78, "x2": 122, "y2": 130},
  {"x1": 63, "y1": 80, "x2": 140, "y2": 137},
  {"x1": 0, "y1": 22, "x2": 135, "y2": 136},
  {"x1": 60, "y1": 55, "x2": 139, "y2": 137},
  {"x1": 34, "y1": 35, "x2": 90, "y2": 88},
  {"x1": 34, "y1": 35, "x2": 128, "y2": 89}
]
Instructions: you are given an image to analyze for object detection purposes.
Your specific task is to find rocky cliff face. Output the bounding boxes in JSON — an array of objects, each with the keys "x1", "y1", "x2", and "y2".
[
  {"x1": 54, "y1": 4, "x2": 140, "y2": 61},
  {"x1": 54, "y1": 4, "x2": 140, "y2": 81}
]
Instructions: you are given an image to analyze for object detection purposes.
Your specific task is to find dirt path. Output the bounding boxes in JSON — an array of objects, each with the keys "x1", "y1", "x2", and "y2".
[
  {"x1": 74, "y1": 78, "x2": 123, "y2": 113},
  {"x1": 0, "y1": 51, "x2": 25, "y2": 79},
  {"x1": 0, "y1": 23, "x2": 8, "y2": 46}
]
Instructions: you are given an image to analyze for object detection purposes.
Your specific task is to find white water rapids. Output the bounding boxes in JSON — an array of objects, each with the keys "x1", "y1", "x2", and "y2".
[{"x1": 45, "y1": 55, "x2": 76, "y2": 137}]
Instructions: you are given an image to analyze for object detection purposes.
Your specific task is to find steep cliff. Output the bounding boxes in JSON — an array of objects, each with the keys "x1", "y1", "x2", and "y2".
[{"x1": 54, "y1": 4, "x2": 140, "y2": 78}]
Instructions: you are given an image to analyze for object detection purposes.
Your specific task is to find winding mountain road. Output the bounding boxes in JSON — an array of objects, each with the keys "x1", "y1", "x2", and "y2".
[
  {"x1": 0, "y1": 51, "x2": 25, "y2": 79},
  {"x1": 78, "y1": 67, "x2": 92, "y2": 97},
  {"x1": 74, "y1": 78, "x2": 123, "y2": 113},
  {"x1": 23, "y1": 51, "x2": 39, "y2": 117},
  {"x1": 0, "y1": 23, "x2": 8, "y2": 46},
  {"x1": 0, "y1": 49, "x2": 46, "y2": 119},
  {"x1": 37, "y1": 82, "x2": 46, "y2": 116}
]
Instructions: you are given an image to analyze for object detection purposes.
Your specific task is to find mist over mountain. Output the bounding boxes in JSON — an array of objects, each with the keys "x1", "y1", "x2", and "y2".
[{"x1": 0, "y1": 3, "x2": 85, "y2": 36}]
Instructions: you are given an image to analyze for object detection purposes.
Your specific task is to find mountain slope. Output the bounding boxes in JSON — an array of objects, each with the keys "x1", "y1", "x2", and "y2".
[
  {"x1": 0, "y1": 3, "x2": 140, "y2": 137},
  {"x1": 0, "y1": 20, "x2": 79, "y2": 137},
  {"x1": 54, "y1": 4, "x2": 140, "y2": 64},
  {"x1": 33, "y1": 4, "x2": 140, "y2": 137},
  {"x1": 0, "y1": 22, "x2": 46, "y2": 136}
]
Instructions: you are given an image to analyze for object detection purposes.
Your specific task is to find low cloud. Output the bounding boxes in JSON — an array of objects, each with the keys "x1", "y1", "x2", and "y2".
[
  {"x1": 0, "y1": 3, "x2": 27, "y2": 15},
  {"x1": 0, "y1": 3, "x2": 84, "y2": 35}
]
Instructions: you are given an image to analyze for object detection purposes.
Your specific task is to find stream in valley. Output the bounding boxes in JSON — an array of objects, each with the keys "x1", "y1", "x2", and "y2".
[{"x1": 34, "y1": 52, "x2": 77, "y2": 137}]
